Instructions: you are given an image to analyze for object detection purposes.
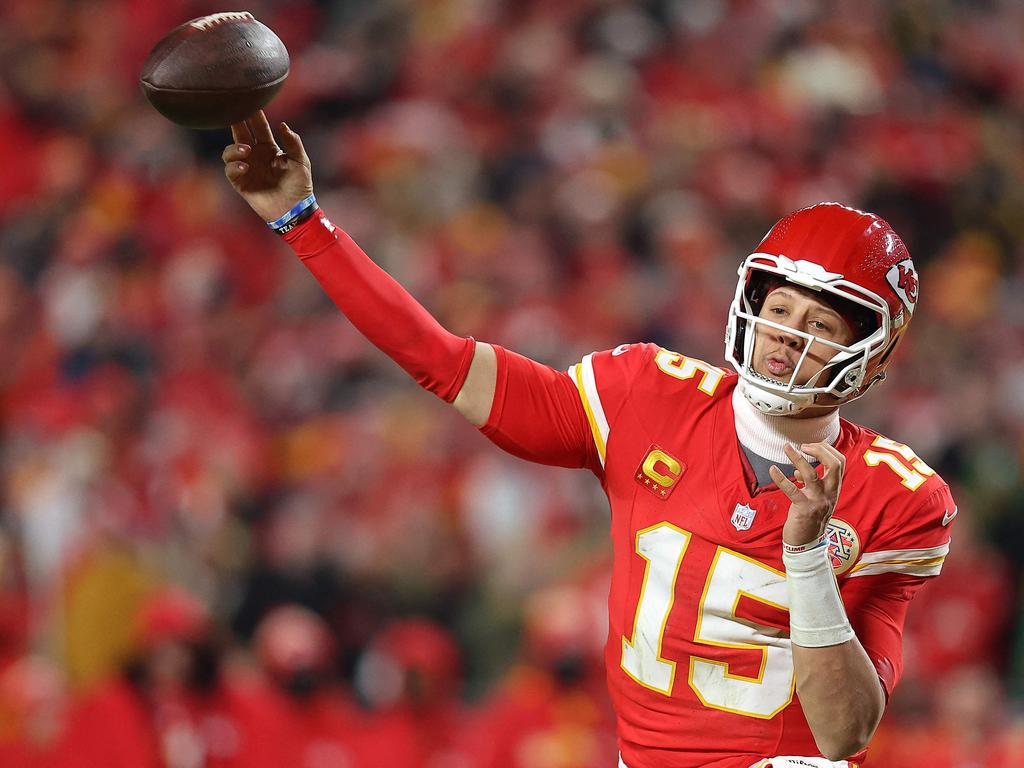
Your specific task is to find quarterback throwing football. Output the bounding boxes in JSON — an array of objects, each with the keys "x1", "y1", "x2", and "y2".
[{"x1": 222, "y1": 112, "x2": 954, "y2": 768}]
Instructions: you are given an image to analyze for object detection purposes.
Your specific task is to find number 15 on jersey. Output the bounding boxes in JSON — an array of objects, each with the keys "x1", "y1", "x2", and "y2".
[{"x1": 621, "y1": 523, "x2": 795, "y2": 719}]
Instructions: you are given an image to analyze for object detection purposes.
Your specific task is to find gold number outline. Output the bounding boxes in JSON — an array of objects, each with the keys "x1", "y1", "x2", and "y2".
[
  {"x1": 863, "y1": 436, "x2": 935, "y2": 491},
  {"x1": 688, "y1": 547, "x2": 795, "y2": 719},
  {"x1": 655, "y1": 350, "x2": 725, "y2": 396},
  {"x1": 620, "y1": 523, "x2": 691, "y2": 695},
  {"x1": 621, "y1": 524, "x2": 795, "y2": 718}
]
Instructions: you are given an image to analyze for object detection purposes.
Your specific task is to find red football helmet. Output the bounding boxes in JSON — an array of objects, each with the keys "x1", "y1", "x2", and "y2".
[{"x1": 725, "y1": 202, "x2": 918, "y2": 414}]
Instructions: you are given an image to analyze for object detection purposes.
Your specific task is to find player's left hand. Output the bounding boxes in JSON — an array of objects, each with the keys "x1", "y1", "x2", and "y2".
[{"x1": 770, "y1": 442, "x2": 846, "y2": 547}]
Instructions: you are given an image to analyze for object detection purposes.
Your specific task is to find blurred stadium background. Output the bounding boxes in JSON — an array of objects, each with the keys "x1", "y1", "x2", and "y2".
[{"x1": 1, "y1": 0, "x2": 1022, "y2": 765}]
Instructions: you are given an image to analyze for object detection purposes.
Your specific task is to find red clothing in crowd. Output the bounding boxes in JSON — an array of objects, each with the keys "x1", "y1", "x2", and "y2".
[
  {"x1": 68, "y1": 673, "x2": 301, "y2": 768},
  {"x1": 229, "y1": 676, "x2": 370, "y2": 768},
  {"x1": 356, "y1": 701, "x2": 474, "y2": 768},
  {"x1": 470, "y1": 665, "x2": 617, "y2": 768}
]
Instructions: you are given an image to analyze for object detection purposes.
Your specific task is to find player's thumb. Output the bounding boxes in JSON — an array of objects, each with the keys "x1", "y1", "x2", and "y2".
[{"x1": 279, "y1": 123, "x2": 309, "y2": 165}]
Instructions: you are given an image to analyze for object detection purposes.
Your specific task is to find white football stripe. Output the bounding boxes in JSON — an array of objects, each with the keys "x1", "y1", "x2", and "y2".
[{"x1": 190, "y1": 11, "x2": 254, "y2": 30}]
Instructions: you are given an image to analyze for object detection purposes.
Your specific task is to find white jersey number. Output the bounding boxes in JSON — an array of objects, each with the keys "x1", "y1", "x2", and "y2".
[
  {"x1": 863, "y1": 436, "x2": 935, "y2": 491},
  {"x1": 655, "y1": 350, "x2": 725, "y2": 396},
  {"x1": 621, "y1": 523, "x2": 795, "y2": 718}
]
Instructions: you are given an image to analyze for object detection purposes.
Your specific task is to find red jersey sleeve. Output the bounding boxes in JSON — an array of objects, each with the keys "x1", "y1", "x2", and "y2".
[
  {"x1": 840, "y1": 573, "x2": 928, "y2": 699},
  {"x1": 480, "y1": 343, "x2": 656, "y2": 475},
  {"x1": 839, "y1": 481, "x2": 956, "y2": 698},
  {"x1": 848, "y1": 482, "x2": 955, "y2": 580},
  {"x1": 480, "y1": 345, "x2": 598, "y2": 471}
]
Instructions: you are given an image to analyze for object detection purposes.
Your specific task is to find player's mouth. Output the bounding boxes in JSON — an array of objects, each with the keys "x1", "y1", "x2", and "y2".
[{"x1": 764, "y1": 355, "x2": 794, "y2": 378}]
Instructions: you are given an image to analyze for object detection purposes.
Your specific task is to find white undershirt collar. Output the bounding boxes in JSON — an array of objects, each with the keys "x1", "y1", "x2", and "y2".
[{"x1": 732, "y1": 386, "x2": 840, "y2": 465}]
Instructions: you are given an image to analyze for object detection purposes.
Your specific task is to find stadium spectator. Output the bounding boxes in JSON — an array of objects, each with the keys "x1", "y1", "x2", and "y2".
[
  {"x1": 236, "y1": 604, "x2": 368, "y2": 768},
  {"x1": 355, "y1": 618, "x2": 475, "y2": 768}
]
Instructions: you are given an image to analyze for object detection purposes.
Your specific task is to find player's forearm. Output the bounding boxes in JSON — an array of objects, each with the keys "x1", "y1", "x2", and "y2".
[
  {"x1": 282, "y1": 207, "x2": 588, "y2": 459},
  {"x1": 792, "y1": 640, "x2": 884, "y2": 759},
  {"x1": 783, "y1": 536, "x2": 883, "y2": 759},
  {"x1": 282, "y1": 207, "x2": 479, "y2": 405}
]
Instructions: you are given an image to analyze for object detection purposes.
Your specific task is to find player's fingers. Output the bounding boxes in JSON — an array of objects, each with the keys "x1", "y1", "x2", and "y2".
[
  {"x1": 769, "y1": 465, "x2": 802, "y2": 501},
  {"x1": 222, "y1": 144, "x2": 250, "y2": 164},
  {"x1": 279, "y1": 122, "x2": 310, "y2": 165},
  {"x1": 783, "y1": 443, "x2": 822, "y2": 490},
  {"x1": 821, "y1": 469, "x2": 842, "y2": 502},
  {"x1": 224, "y1": 160, "x2": 249, "y2": 183},
  {"x1": 231, "y1": 121, "x2": 254, "y2": 145},
  {"x1": 799, "y1": 442, "x2": 841, "y2": 473},
  {"x1": 804, "y1": 440, "x2": 843, "y2": 461},
  {"x1": 249, "y1": 110, "x2": 277, "y2": 144},
  {"x1": 794, "y1": 464, "x2": 818, "y2": 490},
  {"x1": 802, "y1": 442, "x2": 845, "y2": 497},
  {"x1": 819, "y1": 442, "x2": 847, "y2": 475}
]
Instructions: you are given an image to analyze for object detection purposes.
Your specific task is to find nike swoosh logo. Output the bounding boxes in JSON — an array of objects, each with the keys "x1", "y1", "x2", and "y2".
[{"x1": 942, "y1": 507, "x2": 958, "y2": 526}]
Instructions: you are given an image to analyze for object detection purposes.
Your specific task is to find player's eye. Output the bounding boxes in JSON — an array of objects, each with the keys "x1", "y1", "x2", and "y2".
[{"x1": 809, "y1": 319, "x2": 834, "y2": 334}]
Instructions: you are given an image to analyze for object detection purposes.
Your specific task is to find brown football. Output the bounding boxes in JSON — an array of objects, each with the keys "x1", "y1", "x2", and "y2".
[{"x1": 140, "y1": 11, "x2": 289, "y2": 129}]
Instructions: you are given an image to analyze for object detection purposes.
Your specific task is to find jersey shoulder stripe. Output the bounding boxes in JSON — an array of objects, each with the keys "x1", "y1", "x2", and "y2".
[
  {"x1": 846, "y1": 541, "x2": 950, "y2": 578},
  {"x1": 569, "y1": 343, "x2": 726, "y2": 468},
  {"x1": 568, "y1": 353, "x2": 609, "y2": 467}
]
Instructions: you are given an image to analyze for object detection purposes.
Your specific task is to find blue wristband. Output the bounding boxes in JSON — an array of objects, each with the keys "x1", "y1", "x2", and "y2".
[{"x1": 267, "y1": 194, "x2": 318, "y2": 233}]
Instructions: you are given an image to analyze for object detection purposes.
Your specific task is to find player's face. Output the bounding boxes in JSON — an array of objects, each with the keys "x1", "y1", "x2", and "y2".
[{"x1": 751, "y1": 286, "x2": 855, "y2": 387}]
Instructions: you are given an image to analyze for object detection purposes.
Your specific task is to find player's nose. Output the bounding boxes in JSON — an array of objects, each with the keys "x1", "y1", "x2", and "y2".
[{"x1": 775, "y1": 321, "x2": 804, "y2": 349}]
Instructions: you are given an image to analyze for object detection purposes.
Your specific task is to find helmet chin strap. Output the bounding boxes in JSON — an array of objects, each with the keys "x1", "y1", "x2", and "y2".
[{"x1": 739, "y1": 378, "x2": 816, "y2": 416}]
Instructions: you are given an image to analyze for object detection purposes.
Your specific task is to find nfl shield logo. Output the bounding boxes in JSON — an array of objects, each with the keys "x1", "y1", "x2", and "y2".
[{"x1": 731, "y1": 503, "x2": 757, "y2": 531}]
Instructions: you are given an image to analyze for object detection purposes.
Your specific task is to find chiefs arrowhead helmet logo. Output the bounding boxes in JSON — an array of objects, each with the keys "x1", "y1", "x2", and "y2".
[
  {"x1": 896, "y1": 264, "x2": 918, "y2": 302},
  {"x1": 886, "y1": 258, "x2": 919, "y2": 314}
]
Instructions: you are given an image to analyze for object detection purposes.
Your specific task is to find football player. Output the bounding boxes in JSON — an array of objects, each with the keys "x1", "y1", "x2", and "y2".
[{"x1": 221, "y1": 112, "x2": 954, "y2": 768}]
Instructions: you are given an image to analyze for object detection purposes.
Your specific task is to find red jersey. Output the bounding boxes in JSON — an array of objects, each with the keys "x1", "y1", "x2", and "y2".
[{"x1": 482, "y1": 342, "x2": 954, "y2": 768}]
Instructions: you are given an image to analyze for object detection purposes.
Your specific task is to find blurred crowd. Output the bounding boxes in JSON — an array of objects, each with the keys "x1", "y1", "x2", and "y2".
[{"x1": 1, "y1": 0, "x2": 1023, "y2": 765}]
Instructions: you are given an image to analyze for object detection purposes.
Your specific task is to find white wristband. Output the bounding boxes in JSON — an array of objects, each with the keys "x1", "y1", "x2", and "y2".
[{"x1": 783, "y1": 544, "x2": 855, "y2": 648}]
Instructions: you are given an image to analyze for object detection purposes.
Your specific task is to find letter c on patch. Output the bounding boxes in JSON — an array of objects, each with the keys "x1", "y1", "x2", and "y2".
[{"x1": 642, "y1": 450, "x2": 681, "y2": 487}]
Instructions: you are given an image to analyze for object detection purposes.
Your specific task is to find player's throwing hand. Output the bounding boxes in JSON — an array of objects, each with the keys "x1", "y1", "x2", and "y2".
[
  {"x1": 771, "y1": 442, "x2": 846, "y2": 547},
  {"x1": 222, "y1": 110, "x2": 313, "y2": 222}
]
